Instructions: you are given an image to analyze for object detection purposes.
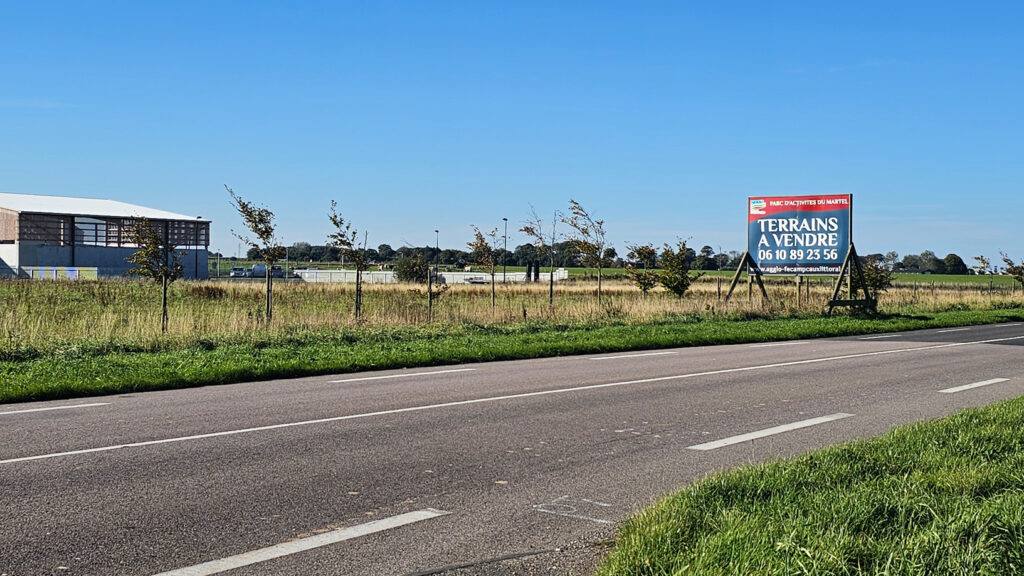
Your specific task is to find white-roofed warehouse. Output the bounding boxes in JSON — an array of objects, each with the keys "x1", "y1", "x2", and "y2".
[{"x1": 0, "y1": 192, "x2": 209, "y2": 279}]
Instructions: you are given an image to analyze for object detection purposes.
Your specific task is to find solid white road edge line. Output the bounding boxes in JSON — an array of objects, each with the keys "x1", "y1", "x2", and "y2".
[
  {"x1": 687, "y1": 413, "x2": 854, "y2": 451},
  {"x1": 152, "y1": 508, "x2": 448, "y2": 576},
  {"x1": 938, "y1": 328, "x2": 970, "y2": 333},
  {"x1": 0, "y1": 403, "x2": 110, "y2": 416},
  {"x1": 859, "y1": 334, "x2": 901, "y2": 340},
  {"x1": 4, "y1": 334, "x2": 1024, "y2": 465},
  {"x1": 939, "y1": 378, "x2": 1010, "y2": 394},
  {"x1": 330, "y1": 368, "x2": 475, "y2": 383},
  {"x1": 590, "y1": 351, "x2": 678, "y2": 360},
  {"x1": 748, "y1": 341, "x2": 808, "y2": 348}
]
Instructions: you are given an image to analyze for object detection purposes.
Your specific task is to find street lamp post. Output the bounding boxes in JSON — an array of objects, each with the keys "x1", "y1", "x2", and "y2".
[
  {"x1": 502, "y1": 217, "x2": 508, "y2": 283},
  {"x1": 435, "y1": 229, "x2": 440, "y2": 309}
]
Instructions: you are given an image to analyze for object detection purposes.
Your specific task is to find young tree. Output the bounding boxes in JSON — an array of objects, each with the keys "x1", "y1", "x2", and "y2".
[
  {"x1": 1000, "y1": 252, "x2": 1024, "y2": 289},
  {"x1": 659, "y1": 239, "x2": 703, "y2": 298},
  {"x1": 126, "y1": 217, "x2": 184, "y2": 333},
  {"x1": 227, "y1": 186, "x2": 285, "y2": 324},
  {"x1": 973, "y1": 255, "x2": 991, "y2": 276},
  {"x1": 861, "y1": 254, "x2": 894, "y2": 297},
  {"x1": 327, "y1": 200, "x2": 369, "y2": 319},
  {"x1": 562, "y1": 199, "x2": 611, "y2": 303},
  {"x1": 468, "y1": 226, "x2": 499, "y2": 310},
  {"x1": 625, "y1": 243, "x2": 659, "y2": 298},
  {"x1": 520, "y1": 206, "x2": 559, "y2": 307}
]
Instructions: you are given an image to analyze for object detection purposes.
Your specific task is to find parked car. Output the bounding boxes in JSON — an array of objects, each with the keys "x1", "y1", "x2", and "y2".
[
  {"x1": 271, "y1": 265, "x2": 285, "y2": 278},
  {"x1": 251, "y1": 264, "x2": 267, "y2": 277},
  {"x1": 229, "y1": 266, "x2": 250, "y2": 278},
  {"x1": 466, "y1": 276, "x2": 489, "y2": 284}
]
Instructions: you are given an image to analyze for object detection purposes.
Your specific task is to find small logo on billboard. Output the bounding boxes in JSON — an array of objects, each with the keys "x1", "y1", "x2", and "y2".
[{"x1": 750, "y1": 199, "x2": 766, "y2": 215}]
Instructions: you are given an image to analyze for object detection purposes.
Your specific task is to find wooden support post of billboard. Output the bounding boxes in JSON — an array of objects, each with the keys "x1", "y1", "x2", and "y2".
[
  {"x1": 827, "y1": 243, "x2": 876, "y2": 315},
  {"x1": 723, "y1": 251, "x2": 769, "y2": 303}
]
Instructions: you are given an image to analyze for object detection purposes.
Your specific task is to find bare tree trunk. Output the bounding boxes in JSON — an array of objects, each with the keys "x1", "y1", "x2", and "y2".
[
  {"x1": 597, "y1": 265, "x2": 603, "y2": 304},
  {"x1": 265, "y1": 268, "x2": 273, "y2": 324},
  {"x1": 355, "y1": 268, "x2": 363, "y2": 319},
  {"x1": 490, "y1": 265, "x2": 496, "y2": 311},
  {"x1": 161, "y1": 275, "x2": 169, "y2": 333},
  {"x1": 548, "y1": 261, "x2": 554, "y2": 309},
  {"x1": 642, "y1": 263, "x2": 648, "y2": 300}
]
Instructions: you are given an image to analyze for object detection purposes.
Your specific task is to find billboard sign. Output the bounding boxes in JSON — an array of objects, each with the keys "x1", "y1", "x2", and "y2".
[{"x1": 748, "y1": 194, "x2": 851, "y2": 275}]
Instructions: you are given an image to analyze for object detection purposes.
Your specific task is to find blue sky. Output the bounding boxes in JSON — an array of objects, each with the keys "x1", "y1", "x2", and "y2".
[{"x1": 2, "y1": 1, "x2": 1021, "y2": 261}]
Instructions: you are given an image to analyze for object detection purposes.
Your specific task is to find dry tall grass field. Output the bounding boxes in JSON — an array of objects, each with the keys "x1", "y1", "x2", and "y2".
[{"x1": 1, "y1": 276, "x2": 1020, "y2": 353}]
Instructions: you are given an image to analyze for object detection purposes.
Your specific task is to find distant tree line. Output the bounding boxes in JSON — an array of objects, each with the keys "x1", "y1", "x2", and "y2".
[
  {"x1": 240, "y1": 240, "x2": 993, "y2": 280},
  {"x1": 860, "y1": 250, "x2": 973, "y2": 275},
  {"x1": 249, "y1": 241, "x2": 748, "y2": 271}
]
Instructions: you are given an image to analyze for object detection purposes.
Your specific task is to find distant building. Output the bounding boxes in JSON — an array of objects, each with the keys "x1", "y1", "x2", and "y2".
[{"x1": 0, "y1": 192, "x2": 209, "y2": 279}]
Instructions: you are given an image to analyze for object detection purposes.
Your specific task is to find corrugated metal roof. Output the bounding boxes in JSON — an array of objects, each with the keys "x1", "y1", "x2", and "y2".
[{"x1": 0, "y1": 192, "x2": 206, "y2": 221}]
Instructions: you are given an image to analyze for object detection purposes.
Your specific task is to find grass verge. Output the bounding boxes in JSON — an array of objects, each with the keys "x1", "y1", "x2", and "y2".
[
  {"x1": 595, "y1": 395, "x2": 1024, "y2": 575},
  {"x1": 1, "y1": 308, "x2": 1022, "y2": 404}
]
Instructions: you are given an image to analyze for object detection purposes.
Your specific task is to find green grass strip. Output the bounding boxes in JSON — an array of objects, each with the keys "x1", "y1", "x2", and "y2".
[
  {"x1": 1, "y1": 308, "x2": 1022, "y2": 404},
  {"x1": 596, "y1": 395, "x2": 1024, "y2": 575}
]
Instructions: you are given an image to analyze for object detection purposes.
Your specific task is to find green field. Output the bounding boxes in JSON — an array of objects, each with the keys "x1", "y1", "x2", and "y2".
[
  {"x1": 0, "y1": 272, "x2": 1021, "y2": 404},
  {"x1": 892, "y1": 273, "x2": 1018, "y2": 286},
  {"x1": 596, "y1": 395, "x2": 1024, "y2": 575}
]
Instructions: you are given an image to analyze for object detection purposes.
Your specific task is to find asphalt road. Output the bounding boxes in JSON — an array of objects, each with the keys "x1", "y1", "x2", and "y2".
[{"x1": 2, "y1": 322, "x2": 1023, "y2": 575}]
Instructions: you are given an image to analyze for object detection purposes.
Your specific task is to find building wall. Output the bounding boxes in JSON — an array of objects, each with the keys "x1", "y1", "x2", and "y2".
[
  {"x1": 17, "y1": 243, "x2": 208, "y2": 279},
  {"x1": 0, "y1": 244, "x2": 18, "y2": 277},
  {"x1": 0, "y1": 208, "x2": 18, "y2": 241},
  {"x1": 21, "y1": 243, "x2": 74, "y2": 267},
  {"x1": 180, "y1": 249, "x2": 209, "y2": 280}
]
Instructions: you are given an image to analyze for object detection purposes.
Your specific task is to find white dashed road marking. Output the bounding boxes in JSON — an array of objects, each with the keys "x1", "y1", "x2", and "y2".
[
  {"x1": 0, "y1": 403, "x2": 110, "y2": 416},
  {"x1": 939, "y1": 378, "x2": 1010, "y2": 394},
  {"x1": 330, "y1": 368, "x2": 475, "y2": 383},
  {"x1": 152, "y1": 509, "x2": 449, "y2": 576},
  {"x1": 687, "y1": 413, "x2": 854, "y2": 451},
  {"x1": 590, "y1": 351, "x2": 678, "y2": 360},
  {"x1": 748, "y1": 341, "x2": 808, "y2": 348}
]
